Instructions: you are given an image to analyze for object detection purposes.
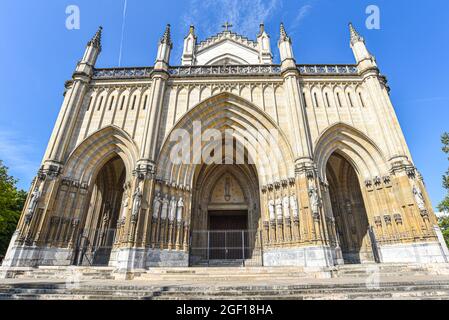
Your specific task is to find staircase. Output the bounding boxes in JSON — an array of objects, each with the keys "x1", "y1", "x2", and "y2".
[{"x1": 1, "y1": 264, "x2": 449, "y2": 300}]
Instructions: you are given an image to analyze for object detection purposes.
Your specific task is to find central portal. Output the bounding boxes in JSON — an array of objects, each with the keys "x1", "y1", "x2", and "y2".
[
  {"x1": 208, "y1": 210, "x2": 248, "y2": 260},
  {"x1": 190, "y1": 164, "x2": 262, "y2": 266}
]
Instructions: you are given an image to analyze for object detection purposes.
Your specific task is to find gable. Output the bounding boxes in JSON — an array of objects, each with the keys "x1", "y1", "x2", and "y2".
[{"x1": 196, "y1": 39, "x2": 260, "y2": 65}]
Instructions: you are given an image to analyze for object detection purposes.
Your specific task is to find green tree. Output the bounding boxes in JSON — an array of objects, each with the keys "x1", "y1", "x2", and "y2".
[
  {"x1": 0, "y1": 160, "x2": 27, "y2": 257},
  {"x1": 438, "y1": 133, "x2": 449, "y2": 247},
  {"x1": 439, "y1": 216, "x2": 449, "y2": 248}
]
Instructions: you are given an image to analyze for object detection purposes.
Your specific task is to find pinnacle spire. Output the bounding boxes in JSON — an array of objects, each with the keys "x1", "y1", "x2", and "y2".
[
  {"x1": 161, "y1": 24, "x2": 172, "y2": 45},
  {"x1": 280, "y1": 22, "x2": 289, "y2": 41},
  {"x1": 349, "y1": 23, "x2": 364, "y2": 45},
  {"x1": 88, "y1": 26, "x2": 103, "y2": 51},
  {"x1": 258, "y1": 22, "x2": 265, "y2": 36},
  {"x1": 189, "y1": 25, "x2": 195, "y2": 36}
]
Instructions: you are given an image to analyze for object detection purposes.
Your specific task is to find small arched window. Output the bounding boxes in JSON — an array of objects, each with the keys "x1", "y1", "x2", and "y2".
[
  {"x1": 337, "y1": 92, "x2": 342, "y2": 107},
  {"x1": 314, "y1": 92, "x2": 319, "y2": 108},
  {"x1": 87, "y1": 96, "x2": 93, "y2": 111},
  {"x1": 359, "y1": 92, "x2": 366, "y2": 108},
  {"x1": 97, "y1": 96, "x2": 104, "y2": 111},
  {"x1": 109, "y1": 96, "x2": 115, "y2": 110},
  {"x1": 131, "y1": 96, "x2": 137, "y2": 110},
  {"x1": 120, "y1": 96, "x2": 125, "y2": 110},
  {"x1": 348, "y1": 92, "x2": 354, "y2": 107},
  {"x1": 143, "y1": 95, "x2": 148, "y2": 110},
  {"x1": 325, "y1": 92, "x2": 330, "y2": 108}
]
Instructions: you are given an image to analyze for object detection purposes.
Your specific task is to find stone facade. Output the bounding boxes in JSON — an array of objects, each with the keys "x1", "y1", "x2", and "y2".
[{"x1": 2, "y1": 23, "x2": 448, "y2": 271}]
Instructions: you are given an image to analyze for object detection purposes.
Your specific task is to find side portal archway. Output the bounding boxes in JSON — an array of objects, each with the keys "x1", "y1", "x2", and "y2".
[{"x1": 326, "y1": 153, "x2": 375, "y2": 264}]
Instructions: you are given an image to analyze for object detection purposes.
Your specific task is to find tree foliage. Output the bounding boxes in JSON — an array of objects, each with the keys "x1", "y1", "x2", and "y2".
[
  {"x1": 439, "y1": 216, "x2": 449, "y2": 248},
  {"x1": 438, "y1": 133, "x2": 449, "y2": 247},
  {"x1": 0, "y1": 160, "x2": 27, "y2": 257}
]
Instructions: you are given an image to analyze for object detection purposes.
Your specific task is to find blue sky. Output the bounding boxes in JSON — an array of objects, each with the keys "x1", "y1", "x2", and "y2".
[{"x1": 0, "y1": 0, "x2": 448, "y2": 209}]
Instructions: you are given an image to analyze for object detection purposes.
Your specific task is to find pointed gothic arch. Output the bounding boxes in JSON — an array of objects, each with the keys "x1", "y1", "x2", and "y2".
[
  {"x1": 314, "y1": 122, "x2": 387, "y2": 180},
  {"x1": 63, "y1": 125, "x2": 139, "y2": 185},
  {"x1": 155, "y1": 92, "x2": 296, "y2": 189}
]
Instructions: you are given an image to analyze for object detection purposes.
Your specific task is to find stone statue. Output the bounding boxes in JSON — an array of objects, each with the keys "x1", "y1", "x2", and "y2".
[
  {"x1": 161, "y1": 195, "x2": 169, "y2": 220},
  {"x1": 308, "y1": 187, "x2": 321, "y2": 215},
  {"x1": 27, "y1": 187, "x2": 41, "y2": 216},
  {"x1": 177, "y1": 197, "x2": 184, "y2": 222},
  {"x1": 412, "y1": 184, "x2": 426, "y2": 211},
  {"x1": 290, "y1": 193, "x2": 299, "y2": 218},
  {"x1": 275, "y1": 197, "x2": 283, "y2": 220},
  {"x1": 152, "y1": 192, "x2": 162, "y2": 219},
  {"x1": 282, "y1": 195, "x2": 290, "y2": 218},
  {"x1": 120, "y1": 195, "x2": 129, "y2": 219},
  {"x1": 169, "y1": 196, "x2": 177, "y2": 221},
  {"x1": 268, "y1": 198, "x2": 275, "y2": 221},
  {"x1": 132, "y1": 187, "x2": 142, "y2": 217},
  {"x1": 25, "y1": 187, "x2": 41, "y2": 223}
]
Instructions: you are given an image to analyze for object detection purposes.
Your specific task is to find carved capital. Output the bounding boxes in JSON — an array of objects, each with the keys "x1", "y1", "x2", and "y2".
[{"x1": 133, "y1": 162, "x2": 156, "y2": 180}]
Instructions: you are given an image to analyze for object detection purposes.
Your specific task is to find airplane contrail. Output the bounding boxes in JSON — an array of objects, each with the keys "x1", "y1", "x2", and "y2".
[{"x1": 118, "y1": 0, "x2": 128, "y2": 67}]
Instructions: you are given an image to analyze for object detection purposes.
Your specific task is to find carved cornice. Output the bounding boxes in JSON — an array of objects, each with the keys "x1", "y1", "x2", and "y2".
[
  {"x1": 196, "y1": 30, "x2": 258, "y2": 52},
  {"x1": 169, "y1": 65, "x2": 282, "y2": 77},
  {"x1": 298, "y1": 65, "x2": 358, "y2": 76}
]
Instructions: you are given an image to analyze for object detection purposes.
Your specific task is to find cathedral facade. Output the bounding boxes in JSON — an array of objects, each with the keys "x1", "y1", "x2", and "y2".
[{"x1": 3, "y1": 22, "x2": 448, "y2": 270}]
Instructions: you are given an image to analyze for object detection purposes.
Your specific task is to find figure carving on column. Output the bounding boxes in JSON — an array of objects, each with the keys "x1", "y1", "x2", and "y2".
[
  {"x1": 268, "y1": 197, "x2": 275, "y2": 221},
  {"x1": 282, "y1": 195, "x2": 290, "y2": 218},
  {"x1": 275, "y1": 196, "x2": 283, "y2": 221},
  {"x1": 161, "y1": 195, "x2": 169, "y2": 220},
  {"x1": 308, "y1": 187, "x2": 321, "y2": 219},
  {"x1": 132, "y1": 187, "x2": 143, "y2": 219},
  {"x1": 119, "y1": 195, "x2": 129, "y2": 226},
  {"x1": 152, "y1": 192, "x2": 162, "y2": 219},
  {"x1": 412, "y1": 184, "x2": 426, "y2": 212},
  {"x1": 25, "y1": 187, "x2": 41, "y2": 224},
  {"x1": 290, "y1": 193, "x2": 299, "y2": 219},
  {"x1": 345, "y1": 200, "x2": 353, "y2": 214},
  {"x1": 169, "y1": 196, "x2": 177, "y2": 221},
  {"x1": 177, "y1": 197, "x2": 184, "y2": 222}
]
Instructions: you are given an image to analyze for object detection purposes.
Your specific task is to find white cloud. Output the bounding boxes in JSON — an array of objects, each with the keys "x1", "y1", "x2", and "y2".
[
  {"x1": 292, "y1": 4, "x2": 313, "y2": 29},
  {"x1": 182, "y1": 0, "x2": 282, "y2": 39}
]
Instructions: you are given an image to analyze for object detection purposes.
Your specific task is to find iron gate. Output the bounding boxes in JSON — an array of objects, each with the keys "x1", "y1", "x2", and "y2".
[
  {"x1": 189, "y1": 230, "x2": 264, "y2": 267},
  {"x1": 73, "y1": 228, "x2": 117, "y2": 266}
]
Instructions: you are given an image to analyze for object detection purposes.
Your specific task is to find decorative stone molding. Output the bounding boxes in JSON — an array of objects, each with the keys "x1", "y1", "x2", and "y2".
[
  {"x1": 374, "y1": 216, "x2": 382, "y2": 227},
  {"x1": 263, "y1": 221, "x2": 270, "y2": 230},
  {"x1": 365, "y1": 179, "x2": 373, "y2": 189},
  {"x1": 93, "y1": 68, "x2": 154, "y2": 80},
  {"x1": 373, "y1": 176, "x2": 381, "y2": 187},
  {"x1": 169, "y1": 65, "x2": 282, "y2": 77},
  {"x1": 197, "y1": 31, "x2": 258, "y2": 51},
  {"x1": 298, "y1": 65, "x2": 358, "y2": 75},
  {"x1": 390, "y1": 161, "x2": 416, "y2": 178},
  {"x1": 384, "y1": 215, "x2": 392, "y2": 226},
  {"x1": 420, "y1": 210, "x2": 430, "y2": 221},
  {"x1": 38, "y1": 164, "x2": 62, "y2": 180},
  {"x1": 288, "y1": 177, "x2": 296, "y2": 186},
  {"x1": 92, "y1": 64, "x2": 358, "y2": 81},
  {"x1": 134, "y1": 164, "x2": 155, "y2": 180},
  {"x1": 406, "y1": 167, "x2": 416, "y2": 179},
  {"x1": 393, "y1": 213, "x2": 403, "y2": 225}
]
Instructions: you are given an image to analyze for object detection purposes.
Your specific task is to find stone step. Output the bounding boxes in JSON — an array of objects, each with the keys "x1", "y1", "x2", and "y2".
[{"x1": 2, "y1": 280, "x2": 449, "y2": 300}]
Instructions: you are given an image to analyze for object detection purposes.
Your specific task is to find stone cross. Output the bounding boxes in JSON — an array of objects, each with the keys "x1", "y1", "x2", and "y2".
[{"x1": 222, "y1": 22, "x2": 233, "y2": 32}]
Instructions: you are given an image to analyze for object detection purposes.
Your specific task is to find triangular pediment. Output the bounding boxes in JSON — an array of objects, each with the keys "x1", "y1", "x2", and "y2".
[{"x1": 195, "y1": 31, "x2": 260, "y2": 65}]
